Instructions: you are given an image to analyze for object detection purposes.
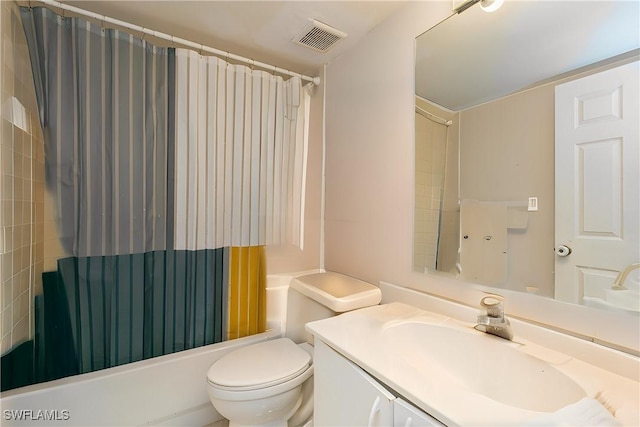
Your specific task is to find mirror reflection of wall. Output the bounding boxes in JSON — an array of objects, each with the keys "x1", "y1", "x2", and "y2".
[
  {"x1": 458, "y1": 74, "x2": 556, "y2": 297},
  {"x1": 414, "y1": 0, "x2": 639, "y2": 308},
  {"x1": 414, "y1": 99, "x2": 458, "y2": 276},
  {"x1": 415, "y1": 56, "x2": 638, "y2": 298},
  {"x1": 414, "y1": 77, "x2": 556, "y2": 296}
]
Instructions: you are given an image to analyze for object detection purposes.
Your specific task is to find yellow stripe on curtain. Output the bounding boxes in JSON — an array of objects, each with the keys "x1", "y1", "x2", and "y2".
[{"x1": 228, "y1": 246, "x2": 267, "y2": 339}]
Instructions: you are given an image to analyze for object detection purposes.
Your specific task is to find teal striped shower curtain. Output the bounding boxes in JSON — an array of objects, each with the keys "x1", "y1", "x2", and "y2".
[{"x1": 20, "y1": 6, "x2": 309, "y2": 378}]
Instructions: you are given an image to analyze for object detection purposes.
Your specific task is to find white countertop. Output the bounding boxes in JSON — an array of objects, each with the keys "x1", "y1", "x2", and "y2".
[{"x1": 306, "y1": 302, "x2": 640, "y2": 426}]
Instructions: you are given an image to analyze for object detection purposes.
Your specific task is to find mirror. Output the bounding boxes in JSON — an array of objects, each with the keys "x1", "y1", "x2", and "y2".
[{"x1": 414, "y1": 1, "x2": 639, "y2": 311}]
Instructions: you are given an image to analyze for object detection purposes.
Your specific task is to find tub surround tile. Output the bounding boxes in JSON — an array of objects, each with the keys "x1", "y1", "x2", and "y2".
[{"x1": 0, "y1": 0, "x2": 44, "y2": 355}]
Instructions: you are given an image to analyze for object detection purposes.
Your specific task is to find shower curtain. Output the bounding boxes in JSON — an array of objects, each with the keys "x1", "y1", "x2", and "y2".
[{"x1": 21, "y1": 6, "x2": 310, "y2": 377}]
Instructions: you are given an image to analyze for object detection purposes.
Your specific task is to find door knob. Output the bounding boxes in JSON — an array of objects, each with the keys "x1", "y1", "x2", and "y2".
[{"x1": 555, "y1": 245, "x2": 572, "y2": 257}]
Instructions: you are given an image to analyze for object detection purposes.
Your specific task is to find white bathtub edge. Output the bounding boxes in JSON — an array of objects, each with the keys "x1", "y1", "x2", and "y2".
[{"x1": 0, "y1": 330, "x2": 280, "y2": 426}]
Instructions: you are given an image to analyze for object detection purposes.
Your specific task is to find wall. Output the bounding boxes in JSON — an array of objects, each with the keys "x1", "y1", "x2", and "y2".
[
  {"x1": 0, "y1": 0, "x2": 45, "y2": 356},
  {"x1": 414, "y1": 109, "x2": 446, "y2": 273},
  {"x1": 459, "y1": 84, "x2": 555, "y2": 296},
  {"x1": 456, "y1": 56, "x2": 637, "y2": 298},
  {"x1": 414, "y1": 97, "x2": 458, "y2": 275},
  {"x1": 324, "y1": 1, "x2": 452, "y2": 285}
]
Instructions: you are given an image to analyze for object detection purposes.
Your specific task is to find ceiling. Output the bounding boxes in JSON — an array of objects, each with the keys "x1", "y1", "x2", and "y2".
[
  {"x1": 28, "y1": 1, "x2": 640, "y2": 110},
  {"x1": 55, "y1": 1, "x2": 408, "y2": 78}
]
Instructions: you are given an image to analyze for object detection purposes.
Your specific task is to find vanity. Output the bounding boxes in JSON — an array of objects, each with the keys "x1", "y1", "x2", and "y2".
[{"x1": 306, "y1": 299, "x2": 640, "y2": 426}]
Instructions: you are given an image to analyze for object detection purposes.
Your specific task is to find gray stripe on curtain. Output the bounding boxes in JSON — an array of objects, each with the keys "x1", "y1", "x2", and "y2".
[{"x1": 20, "y1": 7, "x2": 170, "y2": 257}]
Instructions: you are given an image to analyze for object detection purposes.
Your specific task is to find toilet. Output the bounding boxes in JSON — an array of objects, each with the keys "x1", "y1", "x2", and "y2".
[{"x1": 206, "y1": 271, "x2": 382, "y2": 427}]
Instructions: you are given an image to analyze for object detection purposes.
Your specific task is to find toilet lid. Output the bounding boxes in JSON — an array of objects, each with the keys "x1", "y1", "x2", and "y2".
[{"x1": 207, "y1": 338, "x2": 311, "y2": 390}]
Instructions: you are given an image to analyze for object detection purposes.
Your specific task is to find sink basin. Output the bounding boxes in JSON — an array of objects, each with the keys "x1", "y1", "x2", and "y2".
[{"x1": 383, "y1": 321, "x2": 586, "y2": 413}]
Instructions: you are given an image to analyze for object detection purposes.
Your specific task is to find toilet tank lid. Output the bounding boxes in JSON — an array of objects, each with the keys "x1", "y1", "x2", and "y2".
[{"x1": 290, "y1": 272, "x2": 381, "y2": 313}]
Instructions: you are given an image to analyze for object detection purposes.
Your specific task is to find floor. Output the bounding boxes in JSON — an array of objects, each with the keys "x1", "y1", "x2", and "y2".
[
  {"x1": 205, "y1": 416, "x2": 313, "y2": 426},
  {"x1": 206, "y1": 419, "x2": 229, "y2": 427}
]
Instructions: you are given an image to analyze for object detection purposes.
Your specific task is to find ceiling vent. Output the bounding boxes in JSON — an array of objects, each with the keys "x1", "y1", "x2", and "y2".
[{"x1": 293, "y1": 20, "x2": 347, "y2": 53}]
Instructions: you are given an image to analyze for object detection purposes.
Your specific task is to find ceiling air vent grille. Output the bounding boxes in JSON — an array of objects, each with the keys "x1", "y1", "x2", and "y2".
[{"x1": 294, "y1": 20, "x2": 347, "y2": 53}]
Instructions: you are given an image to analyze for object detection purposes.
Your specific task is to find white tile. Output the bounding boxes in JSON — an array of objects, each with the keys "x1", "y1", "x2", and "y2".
[
  {"x1": 12, "y1": 288, "x2": 29, "y2": 323},
  {"x1": 11, "y1": 313, "x2": 29, "y2": 345},
  {"x1": 1, "y1": 251, "x2": 12, "y2": 278},
  {"x1": 0, "y1": 332, "x2": 11, "y2": 354},
  {"x1": 1, "y1": 305, "x2": 12, "y2": 337},
  {"x1": 1, "y1": 278, "x2": 11, "y2": 309}
]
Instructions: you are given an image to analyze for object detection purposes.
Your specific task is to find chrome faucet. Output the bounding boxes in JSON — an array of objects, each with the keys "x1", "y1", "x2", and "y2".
[
  {"x1": 474, "y1": 294, "x2": 513, "y2": 341},
  {"x1": 612, "y1": 263, "x2": 640, "y2": 290}
]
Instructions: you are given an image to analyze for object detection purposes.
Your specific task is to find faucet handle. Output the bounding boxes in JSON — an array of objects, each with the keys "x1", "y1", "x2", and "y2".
[
  {"x1": 480, "y1": 294, "x2": 504, "y2": 318},
  {"x1": 476, "y1": 294, "x2": 513, "y2": 340},
  {"x1": 612, "y1": 262, "x2": 640, "y2": 290}
]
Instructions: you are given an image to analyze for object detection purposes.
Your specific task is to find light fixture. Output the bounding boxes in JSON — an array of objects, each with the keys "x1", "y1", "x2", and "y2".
[
  {"x1": 454, "y1": 0, "x2": 504, "y2": 14},
  {"x1": 480, "y1": 0, "x2": 504, "y2": 12}
]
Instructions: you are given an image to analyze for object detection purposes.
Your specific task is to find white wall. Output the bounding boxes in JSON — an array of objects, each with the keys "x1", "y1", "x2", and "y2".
[
  {"x1": 325, "y1": 1, "x2": 451, "y2": 285},
  {"x1": 323, "y1": 0, "x2": 498, "y2": 305},
  {"x1": 459, "y1": 86, "x2": 555, "y2": 296}
]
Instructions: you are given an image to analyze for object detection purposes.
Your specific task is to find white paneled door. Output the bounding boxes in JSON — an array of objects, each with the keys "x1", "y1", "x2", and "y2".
[{"x1": 554, "y1": 61, "x2": 639, "y2": 304}]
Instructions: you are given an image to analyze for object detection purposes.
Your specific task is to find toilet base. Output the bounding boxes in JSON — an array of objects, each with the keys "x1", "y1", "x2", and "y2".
[
  {"x1": 210, "y1": 384, "x2": 303, "y2": 427},
  {"x1": 225, "y1": 394, "x2": 301, "y2": 427},
  {"x1": 287, "y1": 376, "x2": 313, "y2": 427}
]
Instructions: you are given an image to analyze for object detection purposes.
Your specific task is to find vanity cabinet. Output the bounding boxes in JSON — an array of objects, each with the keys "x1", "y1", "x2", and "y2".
[
  {"x1": 314, "y1": 339, "x2": 443, "y2": 426},
  {"x1": 394, "y1": 398, "x2": 444, "y2": 426},
  {"x1": 314, "y1": 339, "x2": 394, "y2": 426}
]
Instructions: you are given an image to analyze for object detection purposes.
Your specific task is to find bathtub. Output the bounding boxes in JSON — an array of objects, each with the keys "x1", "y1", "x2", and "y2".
[
  {"x1": 0, "y1": 272, "x2": 306, "y2": 426},
  {"x1": 0, "y1": 330, "x2": 280, "y2": 426}
]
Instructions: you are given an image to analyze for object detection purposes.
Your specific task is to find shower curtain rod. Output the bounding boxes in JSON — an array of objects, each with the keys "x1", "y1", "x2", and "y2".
[
  {"x1": 34, "y1": 0, "x2": 321, "y2": 85},
  {"x1": 415, "y1": 106, "x2": 453, "y2": 126}
]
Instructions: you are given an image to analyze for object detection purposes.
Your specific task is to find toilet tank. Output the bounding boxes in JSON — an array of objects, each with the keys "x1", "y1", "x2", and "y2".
[{"x1": 285, "y1": 271, "x2": 381, "y2": 343}]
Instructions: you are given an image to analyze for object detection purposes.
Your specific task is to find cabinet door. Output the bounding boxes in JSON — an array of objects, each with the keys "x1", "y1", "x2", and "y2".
[
  {"x1": 314, "y1": 340, "x2": 394, "y2": 426},
  {"x1": 394, "y1": 398, "x2": 445, "y2": 427}
]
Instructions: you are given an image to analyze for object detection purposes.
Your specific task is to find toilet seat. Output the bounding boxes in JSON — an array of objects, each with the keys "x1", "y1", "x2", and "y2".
[{"x1": 207, "y1": 338, "x2": 311, "y2": 391}]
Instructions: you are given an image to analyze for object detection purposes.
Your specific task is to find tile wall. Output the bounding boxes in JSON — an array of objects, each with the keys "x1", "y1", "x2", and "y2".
[
  {"x1": 0, "y1": 0, "x2": 45, "y2": 355},
  {"x1": 414, "y1": 113, "x2": 447, "y2": 274}
]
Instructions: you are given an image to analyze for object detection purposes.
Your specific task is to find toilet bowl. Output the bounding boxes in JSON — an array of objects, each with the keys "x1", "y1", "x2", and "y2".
[
  {"x1": 206, "y1": 271, "x2": 381, "y2": 427},
  {"x1": 207, "y1": 338, "x2": 313, "y2": 427}
]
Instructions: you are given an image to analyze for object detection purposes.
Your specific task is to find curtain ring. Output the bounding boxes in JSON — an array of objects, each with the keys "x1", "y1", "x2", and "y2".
[
  {"x1": 140, "y1": 28, "x2": 146, "y2": 41},
  {"x1": 199, "y1": 44, "x2": 204, "y2": 56}
]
